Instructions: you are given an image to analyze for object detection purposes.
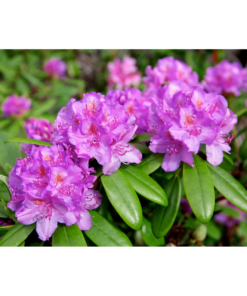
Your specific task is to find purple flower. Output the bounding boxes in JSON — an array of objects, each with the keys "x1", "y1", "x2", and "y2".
[
  {"x1": 107, "y1": 56, "x2": 141, "y2": 89},
  {"x1": 7, "y1": 144, "x2": 101, "y2": 241},
  {"x1": 44, "y1": 58, "x2": 67, "y2": 78},
  {"x1": 0, "y1": 218, "x2": 13, "y2": 226},
  {"x1": 202, "y1": 60, "x2": 247, "y2": 96},
  {"x1": 180, "y1": 198, "x2": 192, "y2": 213},
  {"x1": 52, "y1": 92, "x2": 142, "y2": 175},
  {"x1": 148, "y1": 83, "x2": 237, "y2": 172},
  {"x1": 1, "y1": 95, "x2": 31, "y2": 118},
  {"x1": 21, "y1": 118, "x2": 54, "y2": 154},
  {"x1": 143, "y1": 57, "x2": 199, "y2": 92},
  {"x1": 214, "y1": 200, "x2": 247, "y2": 228},
  {"x1": 106, "y1": 88, "x2": 152, "y2": 134}
]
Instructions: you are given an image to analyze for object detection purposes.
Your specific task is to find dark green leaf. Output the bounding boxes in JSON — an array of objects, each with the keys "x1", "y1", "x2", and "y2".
[
  {"x1": 206, "y1": 220, "x2": 221, "y2": 240},
  {"x1": 0, "y1": 204, "x2": 9, "y2": 218},
  {"x1": 134, "y1": 153, "x2": 164, "y2": 175},
  {"x1": 0, "y1": 225, "x2": 14, "y2": 237},
  {"x1": 141, "y1": 218, "x2": 164, "y2": 246},
  {"x1": 240, "y1": 136, "x2": 247, "y2": 161},
  {"x1": 152, "y1": 175, "x2": 181, "y2": 238},
  {"x1": 52, "y1": 223, "x2": 87, "y2": 246},
  {"x1": 120, "y1": 166, "x2": 167, "y2": 206},
  {"x1": 85, "y1": 211, "x2": 132, "y2": 246},
  {"x1": 206, "y1": 162, "x2": 247, "y2": 213},
  {"x1": 183, "y1": 156, "x2": 215, "y2": 223},
  {"x1": 0, "y1": 223, "x2": 35, "y2": 246},
  {"x1": 5, "y1": 137, "x2": 52, "y2": 147},
  {"x1": 101, "y1": 170, "x2": 142, "y2": 230}
]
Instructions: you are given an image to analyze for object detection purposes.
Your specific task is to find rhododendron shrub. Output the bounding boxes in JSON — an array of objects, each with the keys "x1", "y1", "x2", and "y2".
[{"x1": 1, "y1": 51, "x2": 247, "y2": 247}]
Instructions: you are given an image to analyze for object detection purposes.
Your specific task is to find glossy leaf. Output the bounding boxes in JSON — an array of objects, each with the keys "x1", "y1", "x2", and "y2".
[
  {"x1": 85, "y1": 211, "x2": 132, "y2": 246},
  {"x1": 52, "y1": 224, "x2": 87, "y2": 246},
  {"x1": 183, "y1": 156, "x2": 215, "y2": 223},
  {"x1": 120, "y1": 166, "x2": 167, "y2": 206},
  {"x1": 134, "y1": 153, "x2": 164, "y2": 175},
  {"x1": 101, "y1": 170, "x2": 142, "y2": 230},
  {"x1": 0, "y1": 223, "x2": 35, "y2": 247},
  {"x1": 5, "y1": 137, "x2": 52, "y2": 147},
  {"x1": 141, "y1": 218, "x2": 165, "y2": 246},
  {"x1": 206, "y1": 162, "x2": 247, "y2": 213},
  {"x1": 152, "y1": 176, "x2": 181, "y2": 238}
]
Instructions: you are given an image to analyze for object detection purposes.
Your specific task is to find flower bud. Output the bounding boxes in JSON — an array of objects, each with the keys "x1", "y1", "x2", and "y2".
[{"x1": 192, "y1": 224, "x2": 207, "y2": 241}]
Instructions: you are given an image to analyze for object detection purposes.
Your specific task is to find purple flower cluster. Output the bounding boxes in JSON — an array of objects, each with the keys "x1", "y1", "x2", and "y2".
[
  {"x1": 214, "y1": 200, "x2": 247, "y2": 228},
  {"x1": 44, "y1": 58, "x2": 67, "y2": 78},
  {"x1": 202, "y1": 60, "x2": 247, "y2": 96},
  {"x1": 52, "y1": 92, "x2": 142, "y2": 175},
  {"x1": 107, "y1": 56, "x2": 141, "y2": 89},
  {"x1": 148, "y1": 83, "x2": 237, "y2": 171},
  {"x1": 1, "y1": 95, "x2": 31, "y2": 118},
  {"x1": 105, "y1": 88, "x2": 152, "y2": 135},
  {"x1": 143, "y1": 57, "x2": 199, "y2": 94},
  {"x1": 22, "y1": 118, "x2": 54, "y2": 154},
  {"x1": 7, "y1": 144, "x2": 101, "y2": 241}
]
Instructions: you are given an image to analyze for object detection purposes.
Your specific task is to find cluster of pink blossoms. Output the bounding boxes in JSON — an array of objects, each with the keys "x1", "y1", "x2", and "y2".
[
  {"x1": 44, "y1": 57, "x2": 67, "y2": 78},
  {"x1": 7, "y1": 144, "x2": 101, "y2": 241},
  {"x1": 147, "y1": 82, "x2": 237, "y2": 172},
  {"x1": 107, "y1": 56, "x2": 141, "y2": 89},
  {"x1": 22, "y1": 118, "x2": 54, "y2": 154},
  {"x1": 143, "y1": 57, "x2": 199, "y2": 95},
  {"x1": 105, "y1": 88, "x2": 152, "y2": 135},
  {"x1": 202, "y1": 60, "x2": 247, "y2": 96},
  {"x1": 52, "y1": 92, "x2": 142, "y2": 175},
  {"x1": 1, "y1": 95, "x2": 31, "y2": 118}
]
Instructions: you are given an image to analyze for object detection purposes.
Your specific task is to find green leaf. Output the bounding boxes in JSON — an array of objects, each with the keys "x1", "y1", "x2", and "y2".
[
  {"x1": 0, "y1": 223, "x2": 35, "y2": 246},
  {"x1": 206, "y1": 162, "x2": 247, "y2": 213},
  {"x1": 236, "y1": 108, "x2": 247, "y2": 118},
  {"x1": 240, "y1": 136, "x2": 247, "y2": 161},
  {"x1": 29, "y1": 98, "x2": 57, "y2": 117},
  {"x1": 0, "y1": 175, "x2": 11, "y2": 201},
  {"x1": 5, "y1": 137, "x2": 52, "y2": 147},
  {"x1": 206, "y1": 220, "x2": 221, "y2": 240},
  {"x1": 129, "y1": 143, "x2": 150, "y2": 154},
  {"x1": 0, "y1": 131, "x2": 21, "y2": 174},
  {"x1": 134, "y1": 153, "x2": 164, "y2": 175},
  {"x1": 219, "y1": 153, "x2": 235, "y2": 171},
  {"x1": 132, "y1": 133, "x2": 151, "y2": 143},
  {"x1": 0, "y1": 204, "x2": 9, "y2": 218},
  {"x1": 120, "y1": 166, "x2": 168, "y2": 206},
  {"x1": 52, "y1": 224, "x2": 87, "y2": 246},
  {"x1": 215, "y1": 204, "x2": 241, "y2": 219},
  {"x1": 101, "y1": 170, "x2": 143, "y2": 230},
  {"x1": 183, "y1": 156, "x2": 215, "y2": 223},
  {"x1": 141, "y1": 218, "x2": 165, "y2": 246},
  {"x1": 85, "y1": 211, "x2": 132, "y2": 246},
  {"x1": 0, "y1": 225, "x2": 14, "y2": 237},
  {"x1": 152, "y1": 175, "x2": 181, "y2": 238}
]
